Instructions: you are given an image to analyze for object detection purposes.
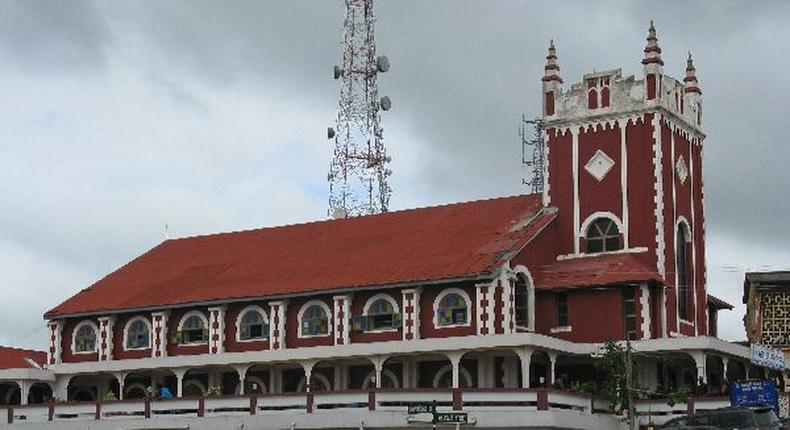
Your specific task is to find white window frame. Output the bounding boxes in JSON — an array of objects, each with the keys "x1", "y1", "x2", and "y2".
[
  {"x1": 123, "y1": 316, "x2": 153, "y2": 351},
  {"x1": 512, "y1": 265, "x2": 536, "y2": 332},
  {"x1": 71, "y1": 320, "x2": 99, "y2": 355},
  {"x1": 433, "y1": 288, "x2": 472, "y2": 329},
  {"x1": 675, "y1": 217, "x2": 694, "y2": 325},
  {"x1": 362, "y1": 293, "x2": 401, "y2": 333},
  {"x1": 580, "y1": 212, "x2": 625, "y2": 254},
  {"x1": 177, "y1": 311, "x2": 209, "y2": 345},
  {"x1": 297, "y1": 300, "x2": 333, "y2": 338},
  {"x1": 235, "y1": 305, "x2": 269, "y2": 343}
]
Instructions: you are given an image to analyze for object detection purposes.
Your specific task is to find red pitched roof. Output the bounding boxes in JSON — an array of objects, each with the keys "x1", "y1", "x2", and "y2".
[
  {"x1": 535, "y1": 252, "x2": 660, "y2": 290},
  {"x1": 707, "y1": 294, "x2": 734, "y2": 310},
  {"x1": 47, "y1": 194, "x2": 549, "y2": 318},
  {"x1": 0, "y1": 346, "x2": 46, "y2": 370}
]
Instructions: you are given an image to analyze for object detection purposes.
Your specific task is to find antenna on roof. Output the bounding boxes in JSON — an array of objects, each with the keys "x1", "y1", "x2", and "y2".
[{"x1": 164, "y1": 222, "x2": 170, "y2": 241}]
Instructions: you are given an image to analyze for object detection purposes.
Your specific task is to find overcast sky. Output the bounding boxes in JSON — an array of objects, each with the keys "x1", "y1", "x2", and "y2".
[{"x1": 1, "y1": 0, "x2": 788, "y2": 349}]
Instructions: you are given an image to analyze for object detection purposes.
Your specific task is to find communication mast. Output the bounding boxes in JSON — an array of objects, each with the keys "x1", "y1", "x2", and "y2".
[
  {"x1": 326, "y1": 0, "x2": 392, "y2": 218},
  {"x1": 520, "y1": 115, "x2": 545, "y2": 194}
]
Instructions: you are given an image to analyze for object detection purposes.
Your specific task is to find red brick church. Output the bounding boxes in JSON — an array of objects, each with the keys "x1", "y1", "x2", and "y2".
[{"x1": 0, "y1": 23, "x2": 768, "y2": 429}]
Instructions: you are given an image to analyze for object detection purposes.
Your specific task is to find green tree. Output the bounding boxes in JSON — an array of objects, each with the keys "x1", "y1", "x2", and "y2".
[{"x1": 596, "y1": 339, "x2": 639, "y2": 413}]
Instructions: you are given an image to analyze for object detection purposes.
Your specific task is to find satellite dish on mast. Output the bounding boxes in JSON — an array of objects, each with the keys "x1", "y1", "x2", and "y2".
[
  {"x1": 376, "y1": 55, "x2": 390, "y2": 73},
  {"x1": 380, "y1": 96, "x2": 392, "y2": 111},
  {"x1": 333, "y1": 65, "x2": 344, "y2": 79},
  {"x1": 327, "y1": 127, "x2": 336, "y2": 139}
]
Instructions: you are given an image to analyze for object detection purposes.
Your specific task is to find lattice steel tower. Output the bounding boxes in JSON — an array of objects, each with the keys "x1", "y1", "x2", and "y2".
[
  {"x1": 520, "y1": 115, "x2": 545, "y2": 194},
  {"x1": 327, "y1": 0, "x2": 392, "y2": 218}
]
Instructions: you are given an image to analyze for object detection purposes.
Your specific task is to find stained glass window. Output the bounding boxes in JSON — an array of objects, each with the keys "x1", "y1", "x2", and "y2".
[
  {"x1": 301, "y1": 304, "x2": 329, "y2": 336},
  {"x1": 74, "y1": 323, "x2": 97, "y2": 353},
  {"x1": 436, "y1": 292, "x2": 468, "y2": 327},
  {"x1": 126, "y1": 319, "x2": 150, "y2": 349}
]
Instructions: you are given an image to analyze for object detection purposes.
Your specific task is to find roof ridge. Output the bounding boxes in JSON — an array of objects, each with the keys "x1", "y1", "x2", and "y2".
[
  {"x1": 166, "y1": 193, "x2": 538, "y2": 243},
  {"x1": 0, "y1": 345, "x2": 46, "y2": 354}
]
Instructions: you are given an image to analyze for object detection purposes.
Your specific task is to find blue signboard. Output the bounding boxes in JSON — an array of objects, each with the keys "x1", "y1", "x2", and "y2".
[{"x1": 729, "y1": 380, "x2": 779, "y2": 413}]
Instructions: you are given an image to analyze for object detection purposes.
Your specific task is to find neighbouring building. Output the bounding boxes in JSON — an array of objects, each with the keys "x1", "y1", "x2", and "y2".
[
  {"x1": 744, "y1": 272, "x2": 790, "y2": 357},
  {"x1": 0, "y1": 23, "x2": 778, "y2": 430}
]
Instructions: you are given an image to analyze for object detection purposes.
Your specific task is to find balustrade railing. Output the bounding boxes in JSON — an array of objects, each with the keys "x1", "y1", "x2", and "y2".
[{"x1": 1, "y1": 388, "x2": 607, "y2": 425}]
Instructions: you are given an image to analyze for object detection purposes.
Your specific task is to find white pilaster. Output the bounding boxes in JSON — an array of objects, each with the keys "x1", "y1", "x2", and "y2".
[
  {"x1": 333, "y1": 295, "x2": 351, "y2": 346},
  {"x1": 208, "y1": 306, "x2": 226, "y2": 354},
  {"x1": 97, "y1": 316, "x2": 115, "y2": 362},
  {"x1": 269, "y1": 301, "x2": 287, "y2": 350},
  {"x1": 47, "y1": 320, "x2": 63, "y2": 366},
  {"x1": 151, "y1": 311, "x2": 169, "y2": 358},
  {"x1": 401, "y1": 288, "x2": 421, "y2": 341},
  {"x1": 516, "y1": 348, "x2": 534, "y2": 389}
]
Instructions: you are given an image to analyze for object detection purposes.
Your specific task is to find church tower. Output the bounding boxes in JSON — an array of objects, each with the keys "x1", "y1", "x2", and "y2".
[{"x1": 541, "y1": 23, "x2": 707, "y2": 338}]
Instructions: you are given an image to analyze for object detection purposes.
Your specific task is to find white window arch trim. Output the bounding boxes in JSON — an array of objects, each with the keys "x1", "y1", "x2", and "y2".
[
  {"x1": 122, "y1": 316, "x2": 153, "y2": 351},
  {"x1": 674, "y1": 216, "x2": 694, "y2": 326},
  {"x1": 361, "y1": 293, "x2": 401, "y2": 333},
  {"x1": 362, "y1": 368, "x2": 400, "y2": 389},
  {"x1": 183, "y1": 379, "x2": 207, "y2": 397},
  {"x1": 579, "y1": 211, "x2": 625, "y2": 242},
  {"x1": 71, "y1": 320, "x2": 99, "y2": 355},
  {"x1": 235, "y1": 375, "x2": 267, "y2": 395},
  {"x1": 433, "y1": 288, "x2": 472, "y2": 329},
  {"x1": 296, "y1": 372, "x2": 332, "y2": 392},
  {"x1": 512, "y1": 265, "x2": 536, "y2": 332},
  {"x1": 123, "y1": 382, "x2": 149, "y2": 399},
  {"x1": 432, "y1": 364, "x2": 473, "y2": 389},
  {"x1": 297, "y1": 300, "x2": 333, "y2": 338},
  {"x1": 235, "y1": 305, "x2": 270, "y2": 343},
  {"x1": 177, "y1": 311, "x2": 209, "y2": 345}
]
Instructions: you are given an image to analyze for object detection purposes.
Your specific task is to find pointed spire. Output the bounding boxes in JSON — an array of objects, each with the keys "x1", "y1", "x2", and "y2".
[
  {"x1": 684, "y1": 51, "x2": 701, "y2": 94},
  {"x1": 542, "y1": 39, "x2": 563, "y2": 83},
  {"x1": 641, "y1": 20, "x2": 664, "y2": 66}
]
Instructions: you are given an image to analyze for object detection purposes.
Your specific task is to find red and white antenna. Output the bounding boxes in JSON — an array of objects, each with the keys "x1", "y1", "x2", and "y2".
[{"x1": 326, "y1": 0, "x2": 392, "y2": 218}]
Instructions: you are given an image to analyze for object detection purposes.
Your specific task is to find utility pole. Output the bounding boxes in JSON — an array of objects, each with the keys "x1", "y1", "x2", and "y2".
[{"x1": 625, "y1": 337, "x2": 636, "y2": 430}]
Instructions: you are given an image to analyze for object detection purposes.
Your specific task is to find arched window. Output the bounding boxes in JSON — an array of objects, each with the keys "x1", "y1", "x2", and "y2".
[
  {"x1": 585, "y1": 218, "x2": 621, "y2": 253},
  {"x1": 433, "y1": 364, "x2": 473, "y2": 389},
  {"x1": 360, "y1": 294, "x2": 400, "y2": 331},
  {"x1": 677, "y1": 222, "x2": 692, "y2": 321},
  {"x1": 588, "y1": 87, "x2": 598, "y2": 109},
  {"x1": 125, "y1": 318, "x2": 151, "y2": 350},
  {"x1": 237, "y1": 306, "x2": 269, "y2": 341},
  {"x1": 73, "y1": 322, "x2": 97, "y2": 353},
  {"x1": 299, "y1": 301, "x2": 330, "y2": 337},
  {"x1": 435, "y1": 289, "x2": 470, "y2": 328},
  {"x1": 514, "y1": 273, "x2": 530, "y2": 328},
  {"x1": 178, "y1": 313, "x2": 207, "y2": 344}
]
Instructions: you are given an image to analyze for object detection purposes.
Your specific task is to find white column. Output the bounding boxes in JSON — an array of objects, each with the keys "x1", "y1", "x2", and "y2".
[
  {"x1": 446, "y1": 352, "x2": 464, "y2": 389},
  {"x1": 114, "y1": 372, "x2": 126, "y2": 400},
  {"x1": 301, "y1": 361, "x2": 317, "y2": 393},
  {"x1": 97, "y1": 316, "x2": 115, "y2": 361},
  {"x1": 548, "y1": 352, "x2": 558, "y2": 385},
  {"x1": 234, "y1": 365, "x2": 250, "y2": 395},
  {"x1": 208, "y1": 306, "x2": 226, "y2": 354},
  {"x1": 691, "y1": 351, "x2": 707, "y2": 383},
  {"x1": 269, "y1": 301, "x2": 287, "y2": 350},
  {"x1": 47, "y1": 320, "x2": 63, "y2": 366},
  {"x1": 53, "y1": 375, "x2": 72, "y2": 402},
  {"x1": 402, "y1": 288, "x2": 421, "y2": 341},
  {"x1": 369, "y1": 356, "x2": 387, "y2": 389},
  {"x1": 516, "y1": 349, "x2": 534, "y2": 389},
  {"x1": 151, "y1": 311, "x2": 170, "y2": 358},
  {"x1": 722, "y1": 357, "x2": 730, "y2": 381},
  {"x1": 18, "y1": 380, "x2": 29, "y2": 405},
  {"x1": 402, "y1": 359, "x2": 413, "y2": 389},
  {"x1": 270, "y1": 367, "x2": 282, "y2": 394},
  {"x1": 333, "y1": 295, "x2": 351, "y2": 346},
  {"x1": 173, "y1": 368, "x2": 188, "y2": 398}
]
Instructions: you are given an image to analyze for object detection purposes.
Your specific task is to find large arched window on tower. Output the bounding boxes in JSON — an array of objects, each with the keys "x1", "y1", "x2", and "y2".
[
  {"x1": 677, "y1": 223, "x2": 693, "y2": 321},
  {"x1": 585, "y1": 218, "x2": 621, "y2": 253},
  {"x1": 514, "y1": 273, "x2": 530, "y2": 329}
]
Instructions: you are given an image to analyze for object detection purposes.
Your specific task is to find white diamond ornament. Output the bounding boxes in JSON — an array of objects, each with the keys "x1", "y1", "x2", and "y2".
[
  {"x1": 676, "y1": 156, "x2": 688, "y2": 184},
  {"x1": 584, "y1": 150, "x2": 615, "y2": 181}
]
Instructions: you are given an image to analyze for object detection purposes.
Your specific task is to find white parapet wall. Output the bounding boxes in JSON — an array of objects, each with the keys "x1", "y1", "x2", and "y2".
[{"x1": 4, "y1": 389, "x2": 626, "y2": 430}]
